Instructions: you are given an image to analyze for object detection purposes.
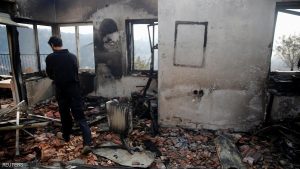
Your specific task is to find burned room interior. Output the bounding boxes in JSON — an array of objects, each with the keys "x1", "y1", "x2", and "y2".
[{"x1": 0, "y1": 0, "x2": 300, "y2": 168}]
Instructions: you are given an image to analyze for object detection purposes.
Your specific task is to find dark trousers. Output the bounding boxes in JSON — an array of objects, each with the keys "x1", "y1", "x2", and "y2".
[{"x1": 55, "y1": 83, "x2": 92, "y2": 146}]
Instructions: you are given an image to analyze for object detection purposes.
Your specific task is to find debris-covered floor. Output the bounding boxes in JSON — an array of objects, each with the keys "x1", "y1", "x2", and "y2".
[
  {"x1": 0, "y1": 91, "x2": 14, "y2": 109},
  {"x1": 0, "y1": 98, "x2": 299, "y2": 169}
]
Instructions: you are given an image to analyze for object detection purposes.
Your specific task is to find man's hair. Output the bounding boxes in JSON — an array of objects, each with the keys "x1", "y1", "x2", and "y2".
[{"x1": 48, "y1": 36, "x2": 63, "y2": 47}]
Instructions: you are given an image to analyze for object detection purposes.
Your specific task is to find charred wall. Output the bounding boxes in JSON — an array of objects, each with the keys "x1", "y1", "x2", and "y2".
[
  {"x1": 88, "y1": 0, "x2": 158, "y2": 97},
  {"x1": 53, "y1": 0, "x2": 157, "y2": 80},
  {"x1": 0, "y1": 0, "x2": 16, "y2": 15},
  {"x1": 271, "y1": 97, "x2": 300, "y2": 120},
  {"x1": 267, "y1": 72, "x2": 300, "y2": 121},
  {"x1": 15, "y1": 0, "x2": 158, "y2": 97}
]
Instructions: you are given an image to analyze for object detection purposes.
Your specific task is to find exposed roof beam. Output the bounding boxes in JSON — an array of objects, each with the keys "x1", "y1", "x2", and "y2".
[
  {"x1": 279, "y1": 9, "x2": 300, "y2": 16},
  {"x1": 0, "y1": 12, "x2": 27, "y2": 27},
  {"x1": 0, "y1": 0, "x2": 16, "y2": 3}
]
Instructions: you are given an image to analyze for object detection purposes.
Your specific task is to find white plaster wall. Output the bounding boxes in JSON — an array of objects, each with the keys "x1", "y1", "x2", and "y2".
[
  {"x1": 158, "y1": 0, "x2": 279, "y2": 131},
  {"x1": 89, "y1": 1, "x2": 158, "y2": 97}
]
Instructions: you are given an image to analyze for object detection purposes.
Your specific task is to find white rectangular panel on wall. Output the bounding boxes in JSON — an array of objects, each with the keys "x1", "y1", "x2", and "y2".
[{"x1": 174, "y1": 21, "x2": 208, "y2": 68}]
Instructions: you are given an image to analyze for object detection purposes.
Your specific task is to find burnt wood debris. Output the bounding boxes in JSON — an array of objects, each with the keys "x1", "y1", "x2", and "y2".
[{"x1": 0, "y1": 94, "x2": 299, "y2": 168}]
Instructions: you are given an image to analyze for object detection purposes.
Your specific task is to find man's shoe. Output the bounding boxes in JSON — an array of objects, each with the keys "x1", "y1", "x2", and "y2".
[
  {"x1": 63, "y1": 135, "x2": 70, "y2": 142},
  {"x1": 57, "y1": 132, "x2": 70, "y2": 142},
  {"x1": 81, "y1": 145, "x2": 92, "y2": 155}
]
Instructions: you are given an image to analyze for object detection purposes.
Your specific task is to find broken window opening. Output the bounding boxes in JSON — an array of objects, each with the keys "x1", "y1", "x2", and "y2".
[
  {"x1": 126, "y1": 20, "x2": 158, "y2": 73},
  {"x1": 60, "y1": 26, "x2": 76, "y2": 54},
  {"x1": 17, "y1": 23, "x2": 39, "y2": 74},
  {"x1": 265, "y1": 2, "x2": 300, "y2": 124},
  {"x1": 0, "y1": 24, "x2": 11, "y2": 75},
  {"x1": 270, "y1": 6, "x2": 300, "y2": 72},
  {"x1": 16, "y1": 22, "x2": 53, "y2": 75},
  {"x1": 79, "y1": 25, "x2": 95, "y2": 70},
  {"x1": 59, "y1": 24, "x2": 95, "y2": 71},
  {"x1": 148, "y1": 22, "x2": 158, "y2": 71},
  {"x1": 0, "y1": 24, "x2": 14, "y2": 108},
  {"x1": 37, "y1": 25, "x2": 52, "y2": 70}
]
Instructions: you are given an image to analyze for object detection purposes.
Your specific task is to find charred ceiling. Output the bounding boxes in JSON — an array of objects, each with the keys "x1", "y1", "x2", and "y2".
[
  {"x1": 127, "y1": 0, "x2": 158, "y2": 16},
  {"x1": 0, "y1": 0, "x2": 16, "y2": 15},
  {"x1": 15, "y1": 0, "x2": 158, "y2": 22},
  {"x1": 55, "y1": 0, "x2": 121, "y2": 23},
  {"x1": 15, "y1": 0, "x2": 55, "y2": 22},
  {"x1": 54, "y1": 0, "x2": 158, "y2": 23}
]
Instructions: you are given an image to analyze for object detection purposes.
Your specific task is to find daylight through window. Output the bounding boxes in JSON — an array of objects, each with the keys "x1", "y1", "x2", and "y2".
[
  {"x1": 0, "y1": 24, "x2": 11, "y2": 75},
  {"x1": 17, "y1": 24, "x2": 38, "y2": 73},
  {"x1": 37, "y1": 25, "x2": 52, "y2": 70},
  {"x1": 127, "y1": 20, "x2": 158, "y2": 72},
  {"x1": 271, "y1": 9, "x2": 300, "y2": 72},
  {"x1": 60, "y1": 25, "x2": 95, "y2": 70}
]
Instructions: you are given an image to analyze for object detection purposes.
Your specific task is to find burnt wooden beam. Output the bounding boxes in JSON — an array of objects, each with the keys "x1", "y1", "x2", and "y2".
[
  {"x1": 279, "y1": 9, "x2": 300, "y2": 16},
  {"x1": 6, "y1": 25, "x2": 26, "y2": 102},
  {"x1": 0, "y1": 122, "x2": 49, "y2": 131},
  {"x1": 215, "y1": 134, "x2": 247, "y2": 169}
]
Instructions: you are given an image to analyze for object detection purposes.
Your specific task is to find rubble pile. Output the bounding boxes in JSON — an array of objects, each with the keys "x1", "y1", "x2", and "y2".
[
  {"x1": 138, "y1": 128, "x2": 220, "y2": 169},
  {"x1": 237, "y1": 134, "x2": 279, "y2": 168},
  {"x1": 0, "y1": 80, "x2": 14, "y2": 108},
  {"x1": 0, "y1": 126, "x2": 117, "y2": 166},
  {"x1": 0, "y1": 98, "x2": 221, "y2": 168},
  {"x1": 94, "y1": 120, "x2": 221, "y2": 168},
  {"x1": 236, "y1": 119, "x2": 300, "y2": 169},
  {"x1": 32, "y1": 100, "x2": 60, "y2": 119},
  {"x1": 0, "y1": 98, "x2": 299, "y2": 169},
  {"x1": 0, "y1": 98, "x2": 14, "y2": 107}
]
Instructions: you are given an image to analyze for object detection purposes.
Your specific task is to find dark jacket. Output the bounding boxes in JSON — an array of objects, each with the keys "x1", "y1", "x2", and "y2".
[{"x1": 46, "y1": 49, "x2": 79, "y2": 87}]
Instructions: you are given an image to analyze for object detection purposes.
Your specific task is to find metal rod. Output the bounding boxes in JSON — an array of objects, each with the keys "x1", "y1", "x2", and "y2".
[
  {"x1": 147, "y1": 24, "x2": 155, "y2": 73},
  {"x1": 28, "y1": 114, "x2": 61, "y2": 122},
  {"x1": 75, "y1": 26, "x2": 80, "y2": 66},
  {"x1": 0, "y1": 119, "x2": 26, "y2": 125},
  {"x1": 0, "y1": 122, "x2": 49, "y2": 131},
  {"x1": 15, "y1": 110, "x2": 20, "y2": 156},
  {"x1": 8, "y1": 121, "x2": 34, "y2": 137},
  {"x1": 131, "y1": 23, "x2": 135, "y2": 70},
  {"x1": 21, "y1": 129, "x2": 34, "y2": 137},
  {"x1": 34, "y1": 24, "x2": 41, "y2": 72},
  {"x1": 151, "y1": 24, "x2": 155, "y2": 71},
  {"x1": 15, "y1": 100, "x2": 25, "y2": 156}
]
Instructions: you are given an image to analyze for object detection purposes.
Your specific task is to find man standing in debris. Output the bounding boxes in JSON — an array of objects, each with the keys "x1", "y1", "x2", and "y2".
[{"x1": 46, "y1": 36, "x2": 92, "y2": 154}]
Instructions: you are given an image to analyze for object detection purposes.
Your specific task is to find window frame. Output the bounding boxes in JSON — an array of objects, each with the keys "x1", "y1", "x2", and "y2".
[
  {"x1": 269, "y1": 2, "x2": 300, "y2": 73},
  {"x1": 14, "y1": 20, "x2": 54, "y2": 77},
  {"x1": 0, "y1": 24, "x2": 12, "y2": 75},
  {"x1": 126, "y1": 19, "x2": 158, "y2": 74},
  {"x1": 36, "y1": 25, "x2": 53, "y2": 71},
  {"x1": 58, "y1": 23, "x2": 95, "y2": 71}
]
